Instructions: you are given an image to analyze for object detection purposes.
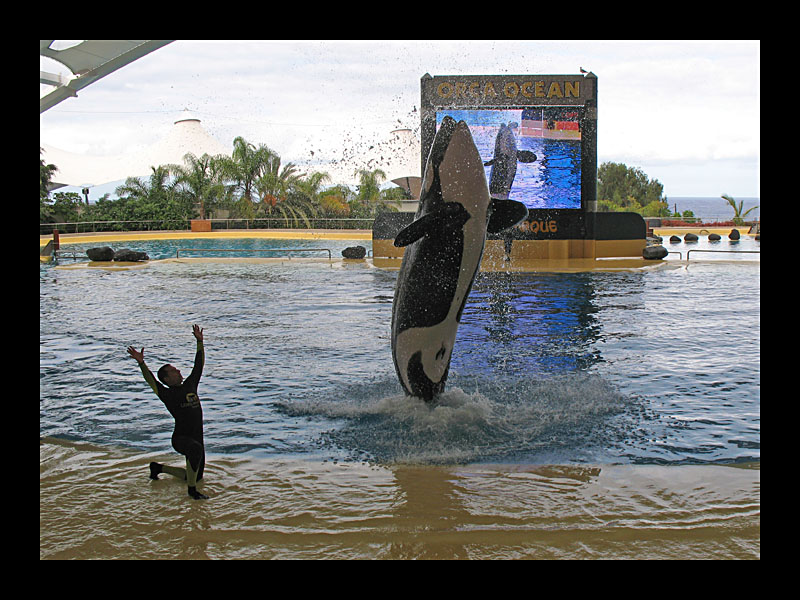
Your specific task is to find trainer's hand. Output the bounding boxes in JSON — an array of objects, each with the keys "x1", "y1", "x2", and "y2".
[
  {"x1": 192, "y1": 324, "x2": 204, "y2": 342},
  {"x1": 127, "y1": 346, "x2": 145, "y2": 363}
]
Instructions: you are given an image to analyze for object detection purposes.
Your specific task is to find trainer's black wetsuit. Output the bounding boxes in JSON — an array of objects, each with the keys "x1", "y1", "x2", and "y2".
[{"x1": 140, "y1": 341, "x2": 205, "y2": 480}]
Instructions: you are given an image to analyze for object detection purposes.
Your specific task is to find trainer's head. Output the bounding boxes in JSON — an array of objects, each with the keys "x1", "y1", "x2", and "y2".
[{"x1": 157, "y1": 364, "x2": 183, "y2": 386}]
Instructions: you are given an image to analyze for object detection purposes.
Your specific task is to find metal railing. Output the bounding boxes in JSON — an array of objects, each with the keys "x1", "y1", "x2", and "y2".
[
  {"x1": 39, "y1": 217, "x2": 375, "y2": 235},
  {"x1": 175, "y1": 248, "x2": 332, "y2": 260},
  {"x1": 40, "y1": 219, "x2": 190, "y2": 234},
  {"x1": 655, "y1": 216, "x2": 760, "y2": 226},
  {"x1": 52, "y1": 250, "x2": 87, "y2": 261},
  {"x1": 206, "y1": 218, "x2": 374, "y2": 231},
  {"x1": 686, "y1": 249, "x2": 760, "y2": 261}
]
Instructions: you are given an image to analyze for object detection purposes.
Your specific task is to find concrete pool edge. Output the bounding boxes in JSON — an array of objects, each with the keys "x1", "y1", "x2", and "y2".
[
  {"x1": 51, "y1": 255, "x2": 687, "y2": 273},
  {"x1": 40, "y1": 226, "x2": 757, "y2": 248},
  {"x1": 40, "y1": 228, "x2": 374, "y2": 246}
]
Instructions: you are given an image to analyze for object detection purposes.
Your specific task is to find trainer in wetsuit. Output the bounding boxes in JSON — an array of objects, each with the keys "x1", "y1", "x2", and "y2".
[{"x1": 127, "y1": 324, "x2": 208, "y2": 500}]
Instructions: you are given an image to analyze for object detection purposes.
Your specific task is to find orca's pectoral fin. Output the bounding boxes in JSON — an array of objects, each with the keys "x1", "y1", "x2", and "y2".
[
  {"x1": 483, "y1": 159, "x2": 495, "y2": 166},
  {"x1": 486, "y1": 198, "x2": 529, "y2": 234},
  {"x1": 394, "y1": 214, "x2": 434, "y2": 247},
  {"x1": 394, "y1": 204, "x2": 471, "y2": 247},
  {"x1": 516, "y1": 150, "x2": 537, "y2": 163}
]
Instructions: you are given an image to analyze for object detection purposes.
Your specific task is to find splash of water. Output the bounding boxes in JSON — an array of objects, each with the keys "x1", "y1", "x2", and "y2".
[{"x1": 276, "y1": 372, "x2": 631, "y2": 464}]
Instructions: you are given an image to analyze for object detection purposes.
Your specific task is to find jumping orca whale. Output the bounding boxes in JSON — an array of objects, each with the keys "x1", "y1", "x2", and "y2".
[
  {"x1": 391, "y1": 116, "x2": 528, "y2": 401},
  {"x1": 483, "y1": 122, "x2": 537, "y2": 200}
]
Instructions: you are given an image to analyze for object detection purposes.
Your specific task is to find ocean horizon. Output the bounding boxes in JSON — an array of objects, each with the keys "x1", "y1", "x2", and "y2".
[{"x1": 667, "y1": 196, "x2": 759, "y2": 221}]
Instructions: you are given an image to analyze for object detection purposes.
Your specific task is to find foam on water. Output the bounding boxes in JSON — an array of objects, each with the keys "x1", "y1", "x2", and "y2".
[{"x1": 276, "y1": 372, "x2": 631, "y2": 464}]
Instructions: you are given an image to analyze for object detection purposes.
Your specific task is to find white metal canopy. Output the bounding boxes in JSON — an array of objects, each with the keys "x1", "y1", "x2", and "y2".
[{"x1": 40, "y1": 40, "x2": 173, "y2": 113}]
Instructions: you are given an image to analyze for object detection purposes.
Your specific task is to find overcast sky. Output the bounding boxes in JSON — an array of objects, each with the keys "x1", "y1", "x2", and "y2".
[{"x1": 40, "y1": 40, "x2": 759, "y2": 198}]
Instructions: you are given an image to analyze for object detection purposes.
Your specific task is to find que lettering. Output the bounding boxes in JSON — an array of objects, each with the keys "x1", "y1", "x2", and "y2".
[{"x1": 517, "y1": 220, "x2": 558, "y2": 233}]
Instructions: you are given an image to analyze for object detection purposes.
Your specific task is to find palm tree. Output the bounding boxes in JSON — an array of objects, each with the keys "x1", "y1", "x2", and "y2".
[
  {"x1": 40, "y1": 147, "x2": 58, "y2": 199},
  {"x1": 255, "y1": 158, "x2": 319, "y2": 228},
  {"x1": 721, "y1": 194, "x2": 759, "y2": 226},
  {"x1": 217, "y1": 136, "x2": 279, "y2": 217},
  {"x1": 115, "y1": 165, "x2": 173, "y2": 200},
  {"x1": 115, "y1": 165, "x2": 190, "y2": 226},
  {"x1": 295, "y1": 171, "x2": 331, "y2": 203},
  {"x1": 294, "y1": 171, "x2": 337, "y2": 222},
  {"x1": 355, "y1": 168, "x2": 386, "y2": 206},
  {"x1": 353, "y1": 168, "x2": 402, "y2": 217},
  {"x1": 167, "y1": 152, "x2": 227, "y2": 220}
]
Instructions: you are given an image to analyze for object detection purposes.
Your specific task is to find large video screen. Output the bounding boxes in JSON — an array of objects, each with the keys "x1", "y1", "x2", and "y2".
[{"x1": 436, "y1": 108, "x2": 582, "y2": 210}]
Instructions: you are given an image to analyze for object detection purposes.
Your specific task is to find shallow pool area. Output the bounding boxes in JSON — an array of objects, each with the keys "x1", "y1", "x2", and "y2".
[{"x1": 659, "y1": 233, "x2": 759, "y2": 262}]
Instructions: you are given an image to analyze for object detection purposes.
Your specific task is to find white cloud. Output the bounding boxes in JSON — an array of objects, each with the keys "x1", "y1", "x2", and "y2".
[{"x1": 40, "y1": 40, "x2": 760, "y2": 196}]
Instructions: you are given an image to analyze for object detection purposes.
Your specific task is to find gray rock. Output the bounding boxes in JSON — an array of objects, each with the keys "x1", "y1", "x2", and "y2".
[
  {"x1": 86, "y1": 246, "x2": 115, "y2": 261},
  {"x1": 643, "y1": 245, "x2": 668, "y2": 260},
  {"x1": 342, "y1": 246, "x2": 366, "y2": 259},
  {"x1": 113, "y1": 248, "x2": 149, "y2": 262}
]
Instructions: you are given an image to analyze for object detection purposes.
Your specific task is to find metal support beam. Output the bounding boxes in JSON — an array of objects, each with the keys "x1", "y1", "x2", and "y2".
[
  {"x1": 40, "y1": 40, "x2": 174, "y2": 113},
  {"x1": 40, "y1": 70, "x2": 72, "y2": 87}
]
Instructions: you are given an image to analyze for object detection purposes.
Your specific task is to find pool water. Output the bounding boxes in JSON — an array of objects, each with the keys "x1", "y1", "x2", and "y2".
[
  {"x1": 40, "y1": 236, "x2": 759, "y2": 559},
  {"x1": 40, "y1": 239, "x2": 759, "y2": 466},
  {"x1": 53, "y1": 236, "x2": 371, "y2": 261},
  {"x1": 659, "y1": 233, "x2": 760, "y2": 262}
]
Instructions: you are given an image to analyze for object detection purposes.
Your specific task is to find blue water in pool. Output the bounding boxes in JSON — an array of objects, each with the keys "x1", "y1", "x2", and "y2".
[
  {"x1": 40, "y1": 238, "x2": 760, "y2": 466},
  {"x1": 52, "y1": 237, "x2": 366, "y2": 261}
]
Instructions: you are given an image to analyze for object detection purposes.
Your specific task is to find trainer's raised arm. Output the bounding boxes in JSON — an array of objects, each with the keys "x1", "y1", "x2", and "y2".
[{"x1": 192, "y1": 324, "x2": 204, "y2": 343}]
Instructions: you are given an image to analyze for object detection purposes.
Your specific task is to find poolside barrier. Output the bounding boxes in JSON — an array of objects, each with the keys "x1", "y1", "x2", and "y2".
[
  {"x1": 175, "y1": 248, "x2": 333, "y2": 260},
  {"x1": 686, "y1": 249, "x2": 760, "y2": 261}
]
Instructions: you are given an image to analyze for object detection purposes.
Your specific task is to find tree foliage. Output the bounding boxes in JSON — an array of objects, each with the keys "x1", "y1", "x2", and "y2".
[
  {"x1": 721, "y1": 193, "x2": 759, "y2": 226},
  {"x1": 40, "y1": 147, "x2": 58, "y2": 199},
  {"x1": 166, "y1": 152, "x2": 228, "y2": 220},
  {"x1": 350, "y1": 168, "x2": 403, "y2": 217},
  {"x1": 39, "y1": 136, "x2": 406, "y2": 229},
  {"x1": 597, "y1": 162, "x2": 669, "y2": 217},
  {"x1": 113, "y1": 166, "x2": 194, "y2": 226}
]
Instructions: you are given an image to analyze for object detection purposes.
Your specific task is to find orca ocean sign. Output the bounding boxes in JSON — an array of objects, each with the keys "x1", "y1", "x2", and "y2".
[{"x1": 420, "y1": 73, "x2": 598, "y2": 230}]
